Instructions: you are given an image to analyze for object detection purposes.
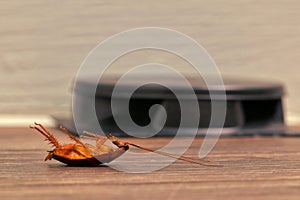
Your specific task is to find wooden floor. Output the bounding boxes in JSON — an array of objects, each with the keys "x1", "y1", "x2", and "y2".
[{"x1": 1, "y1": 127, "x2": 300, "y2": 200}]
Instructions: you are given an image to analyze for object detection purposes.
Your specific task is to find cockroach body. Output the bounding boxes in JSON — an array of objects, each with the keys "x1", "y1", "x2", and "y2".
[
  {"x1": 30, "y1": 123, "x2": 128, "y2": 166},
  {"x1": 30, "y1": 122, "x2": 222, "y2": 167}
]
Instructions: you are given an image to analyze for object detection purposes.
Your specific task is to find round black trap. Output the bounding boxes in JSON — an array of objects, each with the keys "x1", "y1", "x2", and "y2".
[{"x1": 70, "y1": 75, "x2": 285, "y2": 136}]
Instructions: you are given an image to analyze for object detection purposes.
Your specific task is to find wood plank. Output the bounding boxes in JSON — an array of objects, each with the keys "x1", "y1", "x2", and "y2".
[{"x1": 1, "y1": 128, "x2": 300, "y2": 199}]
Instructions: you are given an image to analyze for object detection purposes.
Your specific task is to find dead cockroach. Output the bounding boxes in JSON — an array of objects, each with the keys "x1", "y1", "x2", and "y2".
[{"x1": 29, "y1": 122, "x2": 222, "y2": 167}]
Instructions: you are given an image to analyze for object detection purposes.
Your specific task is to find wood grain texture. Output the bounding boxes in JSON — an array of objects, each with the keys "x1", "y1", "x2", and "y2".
[{"x1": 1, "y1": 128, "x2": 300, "y2": 199}]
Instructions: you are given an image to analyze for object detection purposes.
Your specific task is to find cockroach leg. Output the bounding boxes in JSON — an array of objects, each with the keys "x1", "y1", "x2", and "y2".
[
  {"x1": 45, "y1": 151, "x2": 54, "y2": 161},
  {"x1": 94, "y1": 146, "x2": 128, "y2": 163},
  {"x1": 59, "y1": 125, "x2": 86, "y2": 147},
  {"x1": 82, "y1": 131, "x2": 108, "y2": 148},
  {"x1": 29, "y1": 123, "x2": 61, "y2": 148}
]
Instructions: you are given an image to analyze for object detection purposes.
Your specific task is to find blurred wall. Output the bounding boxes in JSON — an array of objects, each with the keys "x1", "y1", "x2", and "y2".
[{"x1": 1, "y1": 0, "x2": 299, "y2": 119}]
